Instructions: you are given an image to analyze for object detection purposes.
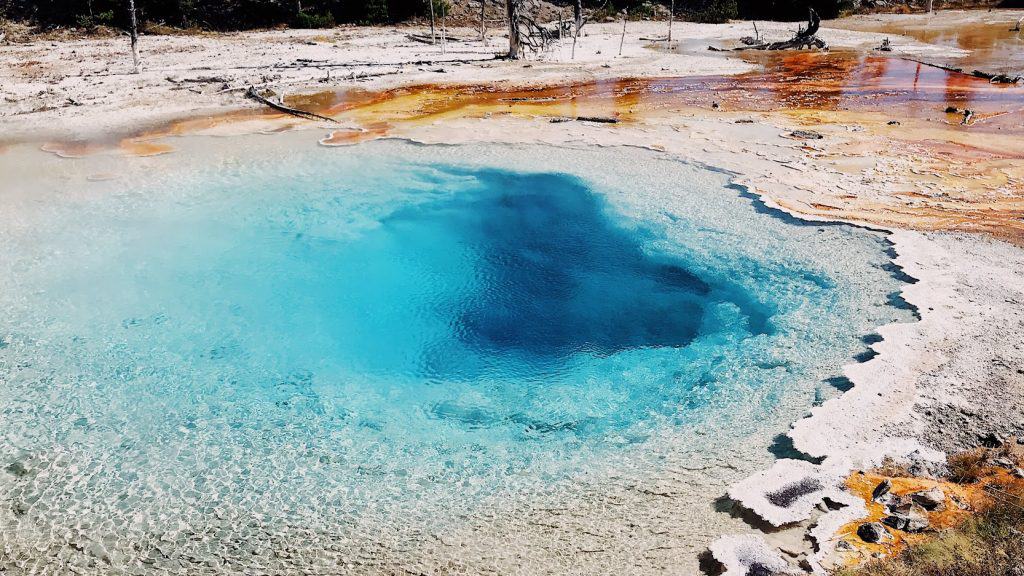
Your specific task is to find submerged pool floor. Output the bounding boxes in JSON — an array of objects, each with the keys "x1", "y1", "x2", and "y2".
[{"x1": 0, "y1": 139, "x2": 913, "y2": 574}]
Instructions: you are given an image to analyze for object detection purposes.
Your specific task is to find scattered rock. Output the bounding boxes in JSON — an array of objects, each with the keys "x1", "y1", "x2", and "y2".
[
  {"x1": 871, "y1": 479, "x2": 892, "y2": 501},
  {"x1": 835, "y1": 540, "x2": 853, "y2": 551},
  {"x1": 856, "y1": 522, "x2": 888, "y2": 543},
  {"x1": 993, "y1": 457, "x2": 1016, "y2": 469},
  {"x1": 882, "y1": 511, "x2": 929, "y2": 533},
  {"x1": 5, "y1": 461, "x2": 28, "y2": 477},
  {"x1": 910, "y1": 487, "x2": 945, "y2": 511},
  {"x1": 980, "y1": 432, "x2": 1007, "y2": 448},
  {"x1": 887, "y1": 120, "x2": 900, "y2": 125},
  {"x1": 788, "y1": 130, "x2": 823, "y2": 140}
]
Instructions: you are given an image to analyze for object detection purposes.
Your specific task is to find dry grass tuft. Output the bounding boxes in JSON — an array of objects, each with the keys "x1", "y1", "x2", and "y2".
[{"x1": 946, "y1": 449, "x2": 989, "y2": 483}]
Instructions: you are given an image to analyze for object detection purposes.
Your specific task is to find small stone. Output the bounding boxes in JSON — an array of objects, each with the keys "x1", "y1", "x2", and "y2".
[
  {"x1": 835, "y1": 540, "x2": 854, "y2": 551},
  {"x1": 856, "y1": 522, "x2": 888, "y2": 543},
  {"x1": 910, "y1": 487, "x2": 945, "y2": 511},
  {"x1": 5, "y1": 461, "x2": 28, "y2": 477},
  {"x1": 882, "y1": 511, "x2": 929, "y2": 533},
  {"x1": 1012, "y1": 468, "x2": 1024, "y2": 479},
  {"x1": 871, "y1": 479, "x2": 892, "y2": 501},
  {"x1": 980, "y1": 432, "x2": 1007, "y2": 448},
  {"x1": 789, "y1": 130, "x2": 823, "y2": 140}
]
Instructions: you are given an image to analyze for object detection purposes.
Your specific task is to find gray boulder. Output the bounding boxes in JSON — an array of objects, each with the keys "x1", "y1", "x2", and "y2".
[
  {"x1": 882, "y1": 511, "x2": 930, "y2": 533},
  {"x1": 910, "y1": 487, "x2": 946, "y2": 511},
  {"x1": 856, "y1": 522, "x2": 889, "y2": 543}
]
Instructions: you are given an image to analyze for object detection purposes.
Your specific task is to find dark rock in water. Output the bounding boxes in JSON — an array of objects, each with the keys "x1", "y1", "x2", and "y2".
[
  {"x1": 980, "y1": 432, "x2": 1007, "y2": 448},
  {"x1": 871, "y1": 479, "x2": 892, "y2": 501},
  {"x1": 910, "y1": 487, "x2": 945, "y2": 511},
  {"x1": 882, "y1": 511, "x2": 929, "y2": 533},
  {"x1": 856, "y1": 522, "x2": 888, "y2": 543},
  {"x1": 5, "y1": 461, "x2": 28, "y2": 478}
]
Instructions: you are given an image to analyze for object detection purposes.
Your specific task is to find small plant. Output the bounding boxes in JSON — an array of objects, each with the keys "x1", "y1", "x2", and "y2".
[
  {"x1": 687, "y1": 0, "x2": 738, "y2": 24},
  {"x1": 946, "y1": 449, "x2": 988, "y2": 483},
  {"x1": 74, "y1": 10, "x2": 115, "y2": 31},
  {"x1": 293, "y1": 11, "x2": 335, "y2": 29}
]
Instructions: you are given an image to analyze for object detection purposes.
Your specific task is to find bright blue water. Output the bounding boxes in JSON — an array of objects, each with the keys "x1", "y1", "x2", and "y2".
[{"x1": 0, "y1": 140, "x2": 913, "y2": 570}]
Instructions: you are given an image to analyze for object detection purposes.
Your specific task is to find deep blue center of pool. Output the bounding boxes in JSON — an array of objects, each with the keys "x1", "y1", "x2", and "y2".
[{"x1": 329, "y1": 170, "x2": 762, "y2": 379}]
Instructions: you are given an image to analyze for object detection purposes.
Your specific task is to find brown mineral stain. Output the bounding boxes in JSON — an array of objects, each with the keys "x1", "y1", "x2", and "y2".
[
  {"x1": 120, "y1": 139, "x2": 175, "y2": 157},
  {"x1": 40, "y1": 49, "x2": 1023, "y2": 158}
]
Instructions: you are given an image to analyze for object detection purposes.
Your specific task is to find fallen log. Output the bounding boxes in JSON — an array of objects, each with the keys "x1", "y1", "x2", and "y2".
[
  {"x1": 709, "y1": 9, "x2": 828, "y2": 52},
  {"x1": 902, "y1": 58, "x2": 1022, "y2": 84},
  {"x1": 407, "y1": 33, "x2": 465, "y2": 44},
  {"x1": 549, "y1": 115, "x2": 620, "y2": 124},
  {"x1": 244, "y1": 86, "x2": 339, "y2": 123}
]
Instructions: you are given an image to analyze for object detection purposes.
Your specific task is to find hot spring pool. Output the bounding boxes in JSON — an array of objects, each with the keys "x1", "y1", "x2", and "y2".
[{"x1": 0, "y1": 139, "x2": 913, "y2": 574}]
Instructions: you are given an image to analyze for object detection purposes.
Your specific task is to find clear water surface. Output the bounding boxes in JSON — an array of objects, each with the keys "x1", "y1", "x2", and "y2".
[{"x1": 0, "y1": 139, "x2": 913, "y2": 573}]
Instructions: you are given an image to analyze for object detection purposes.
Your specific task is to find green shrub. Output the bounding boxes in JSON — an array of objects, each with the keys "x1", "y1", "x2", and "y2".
[
  {"x1": 293, "y1": 10, "x2": 334, "y2": 28},
  {"x1": 687, "y1": 0, "x2": 737, "y2": 23}
]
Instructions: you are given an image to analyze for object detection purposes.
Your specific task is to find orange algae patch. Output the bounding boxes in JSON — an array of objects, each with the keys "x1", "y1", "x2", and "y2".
[
  {"x1": 120, "y1": 139, "x2": 175, "y2": 157},
  {"x1": 35, "y1": 50, "x2": 1023, "y2": 157},
  {"x1": 320, "y1": 121, "x2": 393, "y2": 146},
  {"x1": 832, "y1": 468, "x2": 1024, "y2": 568}
]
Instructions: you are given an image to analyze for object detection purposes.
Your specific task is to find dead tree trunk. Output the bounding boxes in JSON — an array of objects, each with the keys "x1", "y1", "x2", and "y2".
[
  {"x1": 440, "y1": 0, "x2": 447, "y2": 54},
  {"x1": 710, "y1": 8, "x2": 827, "y2": 51},
  {"x1": 926, "y1": 0, "x2": 933, "y2": 13},
  {"x1": 429, "y1": 0, "x2": 437, "y2": 44},
  {"x1": 480, "y1": 0, "x2": 486, "y2": 41},
  {"x1": 619, "y1": 10, "x2": 627, "y2": 56},
  {"x1": 127, "y1": 0, "x2": 140, "y2": 73},
  {"x1": 668, "y1": 0, "x2": 674, "y2": 43},
  {"x1": 506, "y1": 0, "x2": 522, "y2": 59}
]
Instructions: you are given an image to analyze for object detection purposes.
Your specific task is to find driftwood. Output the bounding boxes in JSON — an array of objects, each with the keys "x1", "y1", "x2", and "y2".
[
  {"x1": 550, "y1": 115, "x2": 620, "y2": 124},
  {"x1": 903, "y1": 58, "x2": 1022, "y2": 84},
  {"x1": 710, "y1": 9, "x2": 828, "y2": 52},
  {"x1": 408, "y1": 33, "x2": 466, "y2": 44},
  {"x1": 244, "y1": 86, "x2": 339, "y2": 123},
  {"x1": 166, "y1": 75, "x2": 228, "y2": 84}
]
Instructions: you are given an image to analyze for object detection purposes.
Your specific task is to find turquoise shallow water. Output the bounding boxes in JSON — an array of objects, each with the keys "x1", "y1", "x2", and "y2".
[{"x1": 0, "y1": 139, "x2": 913, "y2": 573}]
